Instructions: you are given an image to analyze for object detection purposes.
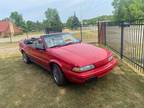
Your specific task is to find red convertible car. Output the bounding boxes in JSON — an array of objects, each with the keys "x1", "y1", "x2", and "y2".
[{"x1": 19, "y1": 33, "x2": 117, "y2": 86}]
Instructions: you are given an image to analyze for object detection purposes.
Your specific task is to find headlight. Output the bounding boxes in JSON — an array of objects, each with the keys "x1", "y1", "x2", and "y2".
[
  {"x1": 108, "y1": 55, "x2": 113, "y2": 62},
  {"x1": 72, "y1": 65, "x2": 95, "y2": 72}
]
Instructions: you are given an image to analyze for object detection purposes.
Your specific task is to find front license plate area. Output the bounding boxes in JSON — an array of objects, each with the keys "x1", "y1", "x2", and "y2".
[{"x1": 87, "y1": 77, "x2": 97, "y2": 82}]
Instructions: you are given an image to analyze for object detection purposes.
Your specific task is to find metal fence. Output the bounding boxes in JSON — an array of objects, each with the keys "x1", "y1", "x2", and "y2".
[
  {"x1": 66, "y1": 24, "x2": 98, "y2": 45},
  {"x1": 98, "y1": 20, "x2": 144, "y2": 73}
]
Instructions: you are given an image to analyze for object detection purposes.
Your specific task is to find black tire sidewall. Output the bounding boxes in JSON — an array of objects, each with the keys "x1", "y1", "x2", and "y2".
[
  {"x1": 22, "y1": 52, "x2": 31, "y2": 64},
  {"x1": 52, "y1": 64, "x2": 66, "y2": 86}
]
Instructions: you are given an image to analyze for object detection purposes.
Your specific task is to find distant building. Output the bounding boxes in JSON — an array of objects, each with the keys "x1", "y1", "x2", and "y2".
[{"x1": 0, "y1": 21, "x2": 22, "y2": 38}]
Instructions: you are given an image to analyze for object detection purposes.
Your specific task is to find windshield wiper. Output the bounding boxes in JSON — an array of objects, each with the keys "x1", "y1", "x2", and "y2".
[
  {"x1": 64, "y1": 42, "x2": 77, "y2": 46},
  {"x1": 50, "y1": 44, "x2": 64, "y2": 48}
]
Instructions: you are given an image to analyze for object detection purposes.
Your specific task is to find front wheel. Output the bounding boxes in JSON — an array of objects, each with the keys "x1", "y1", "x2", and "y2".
[
  {"x1": 52, "y1": 64, "x2": 67, "y2": 86},
  {"x1": 22, "y1": 52, "x2": 31, "y2": 64}
]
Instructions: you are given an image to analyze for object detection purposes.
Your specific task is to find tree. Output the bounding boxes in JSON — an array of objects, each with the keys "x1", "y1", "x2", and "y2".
[
  {"x1": 112, "y1": 0, "x2": 144, "y2": 21},
  {"x1": 23, "y1": 20, "x2": 44, "y2": 33},
  {"x1": 26, "y1": 20, "x2": 36, "y2": 32},
  {"x1": 66, "y1": 13, "x2": 81, "y2": 30},
  {"x1": 10, "y1": 11, "x2": 25, "y2": 28},
  {"x1": 9, "y1": 11, "x2": 44, "y2": 33},
  {"x1": 83, "y1": 15, "x2": 114, "y2": 25},
  {"x1": 44, "y1": 8, "x2": 62, "y2": 33},
  {"x1": 35, "y1": 21, "x2": 43, "y2": 31},
  {"x1": 66, "y1": 16, "x2": 73, "y2": 29}
]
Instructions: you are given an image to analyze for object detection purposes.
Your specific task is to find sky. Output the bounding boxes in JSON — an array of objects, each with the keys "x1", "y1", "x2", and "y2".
[{"x1": 0, "y1": 0, "x2": 113, "y2": 22}]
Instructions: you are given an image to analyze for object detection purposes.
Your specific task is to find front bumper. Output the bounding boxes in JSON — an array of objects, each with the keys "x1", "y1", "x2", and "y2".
[{"x1": 64, "y1": 58, "x2": 117, "y2": 83}]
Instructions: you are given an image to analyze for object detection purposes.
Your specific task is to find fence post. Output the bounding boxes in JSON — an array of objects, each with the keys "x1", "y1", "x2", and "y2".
[
  {"x1": 9, "y1": 34, "x2": 12, "y2": 43},
  {"x1": 97, "y1": 21, "x2": 100, "y2": 44},
  {"x1": 97, "y1": 21, "x2": 107, "y2": 45},
  {"x1": 104, "y1": 22, "x2": 106, "y2": 45},
  {"x1": 120, "y1": 22, "x2": 124, "y2": 59},
  {"x1": 80, "y1": 24, "x2": 83, "y2": 41}
]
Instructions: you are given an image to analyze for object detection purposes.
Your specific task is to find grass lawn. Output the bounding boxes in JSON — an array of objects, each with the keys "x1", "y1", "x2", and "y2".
[{"x1": 0, "y1": 42, "x2": 144, "y2": 108}]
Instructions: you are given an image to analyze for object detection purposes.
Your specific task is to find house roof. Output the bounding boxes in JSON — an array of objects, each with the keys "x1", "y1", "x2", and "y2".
[{"x1": 0, "y1": 21, "x2": 9, "y2": 32}]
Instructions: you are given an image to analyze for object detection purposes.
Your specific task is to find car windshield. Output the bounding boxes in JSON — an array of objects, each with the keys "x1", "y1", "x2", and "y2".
[{"x1": 44, "y1": 33, "x2": 80, "y2": 48}]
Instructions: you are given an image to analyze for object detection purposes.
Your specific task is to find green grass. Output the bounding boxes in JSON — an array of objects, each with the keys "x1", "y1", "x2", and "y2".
[{"x1": 0, "y1": 43, "x2": 144, "y2": 108}]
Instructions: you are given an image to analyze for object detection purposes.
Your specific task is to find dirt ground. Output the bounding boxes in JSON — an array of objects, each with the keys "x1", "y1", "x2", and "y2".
[{"x1": 0, "y1": 42, "x2": 144, "y2": 108}]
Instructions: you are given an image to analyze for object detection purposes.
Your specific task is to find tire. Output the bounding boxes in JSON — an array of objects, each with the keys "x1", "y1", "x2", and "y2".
[
  {"x1": 52, "y1": 64, "x2": 67, "y2": 86},
  {"x1": 22, "y1": 52, "x2": 31, "y2": 64}
]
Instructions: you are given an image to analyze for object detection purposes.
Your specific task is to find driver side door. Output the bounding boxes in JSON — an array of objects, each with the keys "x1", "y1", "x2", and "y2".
[{"x1": 31, "y1": 39, "x2": 50, "y2": 69}]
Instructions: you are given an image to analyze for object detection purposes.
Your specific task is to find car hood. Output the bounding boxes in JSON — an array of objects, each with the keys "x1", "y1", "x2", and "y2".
[{"x1": 49, "y1": 43, "x2": 112, "y2": 66}]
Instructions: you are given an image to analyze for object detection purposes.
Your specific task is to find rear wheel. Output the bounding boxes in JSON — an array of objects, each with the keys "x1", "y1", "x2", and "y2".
[
  {"x1": 52, "y1": 64, "x2": 67, "y2": 86},
  {"x1": 22, "y1": 52, "x2": 31, "y2": 64}
]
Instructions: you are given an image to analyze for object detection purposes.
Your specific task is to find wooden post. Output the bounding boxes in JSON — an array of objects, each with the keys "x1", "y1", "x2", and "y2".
[
  {"x1": 9, "y1": 21, "x2": 14, "y2": 43},
  {"x1": 120, "y1": 22, "x2": 124, "y2": 59}
]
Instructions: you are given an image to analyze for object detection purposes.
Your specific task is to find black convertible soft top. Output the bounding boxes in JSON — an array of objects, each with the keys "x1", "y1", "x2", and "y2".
[{"x1": 24, "y1": 37, "x2": 38, "y2": 44}]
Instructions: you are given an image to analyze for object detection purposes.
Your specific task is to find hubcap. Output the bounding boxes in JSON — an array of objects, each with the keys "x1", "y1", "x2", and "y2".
[
  {"x1": 53, "y1": 68, "x2": 58, "y2": 83},
  {"x1": 22, "y1": 53, "x2": 27, "y2": 62},
  {"x1": 54, "y1": 74, "x2": 58, "y2": 82}
]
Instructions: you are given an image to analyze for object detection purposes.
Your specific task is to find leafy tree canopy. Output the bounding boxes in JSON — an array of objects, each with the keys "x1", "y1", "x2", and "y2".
[
  {"x1": 44, "y1": 8, "x2": 62, "y2": 32},
  {"x1": 66, "y1": 13, "x2": 81, "y2": 30},
  {"x1": 112, "y1": 0, "x2": 144, "y2": 21},
  {"x1": 9, "y1": 11, "x2": 25, "y2": 28}
]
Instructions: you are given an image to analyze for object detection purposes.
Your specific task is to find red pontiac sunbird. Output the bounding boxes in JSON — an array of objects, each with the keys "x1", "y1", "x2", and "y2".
[{"x1": 19, "y1": 33, "x2": 117, "y2": 86}]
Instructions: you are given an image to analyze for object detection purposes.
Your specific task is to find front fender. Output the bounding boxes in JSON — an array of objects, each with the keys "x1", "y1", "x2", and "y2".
[{"x1": 48, "y1": 59, "x2": 63, "y2": 68}]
